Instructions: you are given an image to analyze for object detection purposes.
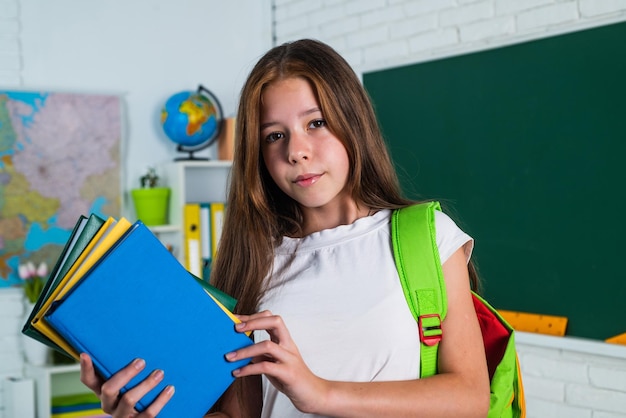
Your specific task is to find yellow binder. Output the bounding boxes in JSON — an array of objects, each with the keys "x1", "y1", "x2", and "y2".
[{"x1": 183, "y1": 203, "x2": 202, "y2": 277}]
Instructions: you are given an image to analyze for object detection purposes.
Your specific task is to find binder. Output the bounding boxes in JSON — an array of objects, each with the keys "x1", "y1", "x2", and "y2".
[
  {"x1": 210, "y1": 202, "x2": 225, "y2": 259},
  {"x1": 200, "y1": 202, "x2": 212, "y2": 280},
  {"x1": 183, "y1": 203, "x2": 202, "y2": 277}
]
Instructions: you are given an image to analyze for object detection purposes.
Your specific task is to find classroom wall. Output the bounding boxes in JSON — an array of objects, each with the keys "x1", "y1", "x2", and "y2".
[
  {"x1": 272, "y1": 1, "x2": 626, "y2": 417},
  {"x1": 0, "y1": 1, "x2": 271, "y2": 416},
  {"x1": 1, "y1": 0, "x2": 271, "y2": 211}
]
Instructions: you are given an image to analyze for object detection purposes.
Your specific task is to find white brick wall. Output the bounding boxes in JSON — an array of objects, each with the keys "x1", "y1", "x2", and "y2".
[
  {"x1": 272, "y1": 1, "x2": 626, "y2": 417},
  {"x1": 0, "y1": 0, "x2": 21, "y2": 86},
  {"x1": 516, "y1": 333, "x2": 626, "y2": 417},
  {"x1": 272, "y1": 0, "x2": 626, "y2": 76}
]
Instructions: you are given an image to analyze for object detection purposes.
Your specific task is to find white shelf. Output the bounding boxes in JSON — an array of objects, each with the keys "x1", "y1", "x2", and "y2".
[
  {"x1": 158, "y1": 160, "x2": 232, "y2": 265},
  {"x1": 24, "y1": 363, "x2": 87, "y2": 418},
  {"x1": 149, "y1": 224, "x2": 182, "y2": 234}
]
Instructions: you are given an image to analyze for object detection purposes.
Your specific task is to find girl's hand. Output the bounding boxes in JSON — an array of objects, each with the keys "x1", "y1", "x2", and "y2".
[
  {"x1": 225, "y1": 311, "x2": 328, "y2": 415},
  {"x1": 79, "y1": 353, "x2": 175, "y2": 417}
]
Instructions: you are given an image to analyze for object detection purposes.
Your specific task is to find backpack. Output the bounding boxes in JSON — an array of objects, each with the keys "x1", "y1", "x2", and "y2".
[{"x1": 391, "y1": 202, "x2": 525, "y2": 418}]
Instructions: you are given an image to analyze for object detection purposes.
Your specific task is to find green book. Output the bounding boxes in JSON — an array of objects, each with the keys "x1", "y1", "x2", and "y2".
[{"x1": 22, "y1": 214, "x2": 106, "y2": 353}]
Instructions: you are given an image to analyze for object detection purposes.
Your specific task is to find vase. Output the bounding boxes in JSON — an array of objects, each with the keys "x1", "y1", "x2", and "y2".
[
  {"x1": 21, "y1": 300, "x2": 49, "y2": 366},
  {"x1": 131, "y1": 187, "x2": 170, "y2": 226}
]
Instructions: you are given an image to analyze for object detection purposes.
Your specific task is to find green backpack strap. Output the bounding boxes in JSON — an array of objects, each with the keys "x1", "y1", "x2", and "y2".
[{"x1": 391, "y1": 201, "x2": 447, "y2": 378}]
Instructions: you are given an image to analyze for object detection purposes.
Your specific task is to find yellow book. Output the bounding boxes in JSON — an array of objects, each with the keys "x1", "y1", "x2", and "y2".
[
  {"x1": 183, "y1": 203, "x2": 202, "y2": 277},
  {"x1": 498, "y1": 310, "x2": 568, "y2": 336},
  {"x1": 32, "y1": 217, "x2": 132, "y2": 358}
]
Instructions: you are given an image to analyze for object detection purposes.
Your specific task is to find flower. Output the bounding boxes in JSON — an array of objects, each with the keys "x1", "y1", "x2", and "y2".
[{"x1": 18, "y1": 261, "x2": 48, "y2": 303}]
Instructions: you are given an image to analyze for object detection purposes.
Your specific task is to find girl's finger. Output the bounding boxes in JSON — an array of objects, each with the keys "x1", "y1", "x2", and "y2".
[
  {"x1": 113, "y1": 369, "x2": 170, "y2": 416},
  {"x1": 79, "y1": 353, "x2": 103, "y2": 395},
  {"x1": 235, "y1": 309, "x2": 274, "y2": 323},
  {"x1": 99, "y1": 358, "x2": 146, "y2": 412},
  {"x1": 139, "y1": 385, "x2": 176, "y2": 417},
  {"x1": 241, "y1": 313, "x2": 295, "y2": 347}
]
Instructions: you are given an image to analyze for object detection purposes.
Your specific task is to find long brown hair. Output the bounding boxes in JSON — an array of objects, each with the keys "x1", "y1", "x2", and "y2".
[{"x1": 211, "y1": 39, "x2": 415, "y2": 314}]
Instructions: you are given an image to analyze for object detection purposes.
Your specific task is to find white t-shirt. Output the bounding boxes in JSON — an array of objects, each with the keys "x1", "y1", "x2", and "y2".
[{"x1": 256, "y1": 209, "x2": 473, "y2": 418}]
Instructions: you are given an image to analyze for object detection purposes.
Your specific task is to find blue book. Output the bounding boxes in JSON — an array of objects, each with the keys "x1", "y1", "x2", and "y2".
[{"x1": 45, "y1": 221, "x2": 252, "y2": 418}]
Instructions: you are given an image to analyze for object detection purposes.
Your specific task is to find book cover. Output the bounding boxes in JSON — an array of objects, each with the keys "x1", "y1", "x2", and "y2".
[{"x1": 45, "y1": 221, "x2": 252, "y2": 417}]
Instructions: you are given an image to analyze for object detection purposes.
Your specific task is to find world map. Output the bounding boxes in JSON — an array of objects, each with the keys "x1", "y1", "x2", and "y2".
[{"x1": 0, "y1": 91, "x2": 121, "y2": 287}]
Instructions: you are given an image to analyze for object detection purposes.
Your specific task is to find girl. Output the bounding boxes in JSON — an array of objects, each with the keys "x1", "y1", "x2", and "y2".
[{"x1": 80, "y1": 39, "x2": 490, "y2": 417}]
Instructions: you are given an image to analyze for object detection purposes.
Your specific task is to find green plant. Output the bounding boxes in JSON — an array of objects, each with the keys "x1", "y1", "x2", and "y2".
[
  {"x1": 18, "y1": 261, "x2": 47, "y2": 303},
  {"x1": 140, "y1": 167, "x2": 159, "y2": 188}
]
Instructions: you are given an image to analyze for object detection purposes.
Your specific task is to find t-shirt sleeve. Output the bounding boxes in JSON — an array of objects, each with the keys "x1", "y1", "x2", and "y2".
[{"x1": 434, "y1": 210, "x2": 474, "y2": 264}]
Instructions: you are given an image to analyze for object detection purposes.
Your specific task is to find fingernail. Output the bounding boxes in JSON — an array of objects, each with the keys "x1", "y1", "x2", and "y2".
[
  {"x1": 153, "y1": 369, "x2": 164, "y2": 381},
  {"x1": 232, "y1": 368, "x2": 241, "y2": 376},
  {"x1": 165, "y1": 385, "x2": 175, "y2": 396},
  {"x1": 225, "y1": 352, "x2": 236, "y2": 361},
  {"x1": 235, "y1": 322, "x2": 245, "y2": 330},
  {"x1": 133, "y1": 358, "x2": 146, "y2": 370}
]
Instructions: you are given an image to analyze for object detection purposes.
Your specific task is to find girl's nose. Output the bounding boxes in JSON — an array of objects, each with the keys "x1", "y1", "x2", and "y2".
[{"x1": 287, "y1": 131, "x2": 310, "y2": 164}]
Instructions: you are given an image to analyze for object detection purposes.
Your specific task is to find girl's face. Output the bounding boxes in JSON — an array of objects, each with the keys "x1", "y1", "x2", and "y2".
[{"x1": 260, "y1": 77, "x2": 353, "y2": 219}]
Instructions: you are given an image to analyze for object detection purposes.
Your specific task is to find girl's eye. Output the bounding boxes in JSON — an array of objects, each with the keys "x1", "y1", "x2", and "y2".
[
  {"x1": 264, "y1": 132, "x2": 284, "y2": 143},
  {"x1": 309, "y1": 119, "x2": 326, "y2": 129}
]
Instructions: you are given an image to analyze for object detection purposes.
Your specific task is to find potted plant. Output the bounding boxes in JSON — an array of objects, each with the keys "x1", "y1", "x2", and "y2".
[{"x1": 131, "y1": 167, "x2": 170, "y2": 226}]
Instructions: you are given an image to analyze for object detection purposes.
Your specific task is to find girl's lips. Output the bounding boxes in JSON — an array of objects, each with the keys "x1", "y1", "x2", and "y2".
[{"x1": 293, "y1": 173, "x2": 322, "y2": 187}]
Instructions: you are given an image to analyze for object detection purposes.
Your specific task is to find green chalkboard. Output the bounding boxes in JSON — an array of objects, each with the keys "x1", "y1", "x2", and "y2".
[{"x1": 363, "y1": 21, "x2": 626, "y2": 340}]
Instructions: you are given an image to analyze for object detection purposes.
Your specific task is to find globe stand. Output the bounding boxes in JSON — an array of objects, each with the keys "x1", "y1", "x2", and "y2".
[
  {"x1": 163, "y1": 84, "x2": 224, "y2": 162},
  {"x1": 174, "y1": 143, "x2": 210, "y2": 161}
]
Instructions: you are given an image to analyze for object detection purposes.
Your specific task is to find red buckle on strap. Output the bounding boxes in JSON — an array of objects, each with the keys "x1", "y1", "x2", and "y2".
[{"x1": 419, "y1": 314, "x2": 443, "y2": 346}]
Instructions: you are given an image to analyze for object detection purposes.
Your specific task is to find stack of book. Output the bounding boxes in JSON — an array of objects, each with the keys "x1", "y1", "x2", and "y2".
[{"x1": 22, "y1": 213, "x2": 252, "y2": 418}]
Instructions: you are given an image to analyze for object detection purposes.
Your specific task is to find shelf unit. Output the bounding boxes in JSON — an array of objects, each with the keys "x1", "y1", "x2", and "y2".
[
  {"x1": 154, "y1": 160, "x2": 232, "y2": 264},
  {"x1": 24, "y1": 363, "x2": 87, "y2": 418}
]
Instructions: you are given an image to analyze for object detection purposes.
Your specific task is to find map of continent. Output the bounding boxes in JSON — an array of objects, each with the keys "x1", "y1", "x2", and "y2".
[{"x1": 0, "y1": 91, "x2": 121, "y2": 287}]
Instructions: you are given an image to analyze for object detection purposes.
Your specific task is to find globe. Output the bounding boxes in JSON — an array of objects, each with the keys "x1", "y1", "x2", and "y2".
[{"x1": 160, "y1": 85, "x2": 223, "y2": 160}]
